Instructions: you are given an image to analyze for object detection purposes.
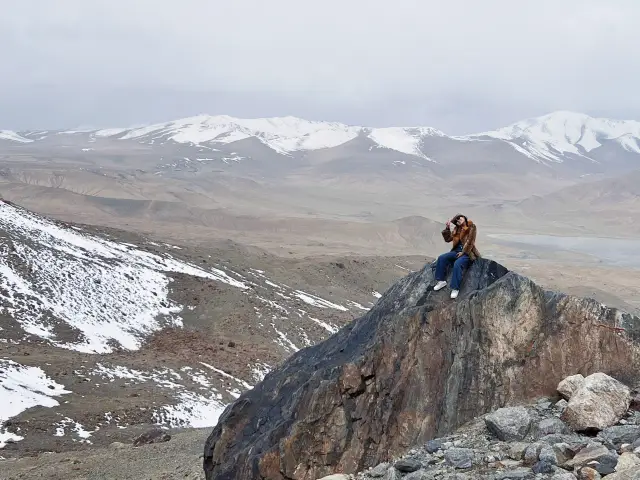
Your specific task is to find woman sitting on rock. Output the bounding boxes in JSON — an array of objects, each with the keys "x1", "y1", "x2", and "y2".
[{"x1": 433, "y1": 214, "x2": 480, "y2": 299}]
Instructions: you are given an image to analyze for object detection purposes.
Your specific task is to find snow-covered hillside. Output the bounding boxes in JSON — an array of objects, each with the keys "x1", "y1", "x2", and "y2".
[
  {"x1": 0, "y1": 201, "x2": 247, "y2": 354},
  {"x1": 0, "y1": 201, "x2": 378, "y2": 449},
  {"x1": 466, "y1": 111, "x2": 640, "y2": 163},
  {"x1": 0, "y1": 130, "x2": 32, "y2": 143}
]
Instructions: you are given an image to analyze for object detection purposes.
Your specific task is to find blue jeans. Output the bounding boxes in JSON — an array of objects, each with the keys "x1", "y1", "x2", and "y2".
[{"x1": 435, "y1": 245, "x2": 470, "y2": 290}]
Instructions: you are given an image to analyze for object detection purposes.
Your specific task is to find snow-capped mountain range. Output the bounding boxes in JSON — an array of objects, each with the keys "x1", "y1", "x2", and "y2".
[{"x1": 3, "y1": 110, "x2": 640, "y2": 168}]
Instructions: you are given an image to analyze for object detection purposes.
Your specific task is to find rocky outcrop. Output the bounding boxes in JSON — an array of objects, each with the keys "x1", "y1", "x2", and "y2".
[{"x1": 203, "y1": 258, "x2": 640, "y2": 480}]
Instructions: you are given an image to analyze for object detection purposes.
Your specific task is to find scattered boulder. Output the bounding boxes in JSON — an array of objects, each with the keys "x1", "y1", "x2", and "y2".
[
  {"x1": 565, "y1": 444, "x2": 617, "y2": 471},
  {"x1": 551, "y1": 472, "x2": 578, "y2": 480},
  {"x1": 444, "y1": 448, "x2": 474, "y2": 469},
  {"x1": 604, "y1": 467, "x2": 640, "y2": 480},
  {"x1": 404, "y1": 471, "x2": 431, "y2": 480},
  {"x1": 538, "y1": 417, "x2": 570, "y2": 436},
  {"x1": 558, "y1": 374, "x2": 585, "y2": 400},
  {"x1": 523, "y1": 442, "x2": 544, "y2": 465},
  {"x1": 555, "y1": 399, "x2": 569, "y2": 413},
  {"x1": 485, "y1": 407, "x2": 532, "y2": 441},
  {"x1": 317, "y1": 475, "x2": 353, "y2": 480},
  {"x1": 539, "y1": 444, "x2": 558, "y2": 465},
  {"x1": 616, "y1": 453, "x2": 640, "y2": 471},
  {"x1": 508, "y1": 442, "x2": 529, "y2": 460},
  {"x1": 425, "y1": 439, "x2": 443, "y2": 453},
  {"x1": 493, "y1": 467, "x2": 535, "y2": 479},
  {"x1": 532, "y1": 459, "x2": 556, "y2": 474},
  {"x1": 367, "y1": 463, "x2": 389, "y2": 478},
  {"x1": 108, "y1": 441, "x2": 127, "y2": 449},
  {"x1": 577, "y1": 466, "x2": 601, "y2": 480},
  {"x1": 393, "y1": 458, "x2": 421, "y2": 473},
  {"x1": 599, "y1": 425, "x2": 640, "y2": 449},
  {"x1": 562, "y1": 373, "x2": 631, "y2": 431},
  {"x1": 132, "y1": 428, "x2": 171, "y2": 447}
]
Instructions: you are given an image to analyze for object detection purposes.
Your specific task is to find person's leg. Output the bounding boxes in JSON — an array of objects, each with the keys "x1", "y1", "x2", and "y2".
[
  {"x1": 435, "y1": 251, "x2": 458, "y2": 281},
  {"x1": 451, "y1": 254, "x2": 470, "y2": 291}
]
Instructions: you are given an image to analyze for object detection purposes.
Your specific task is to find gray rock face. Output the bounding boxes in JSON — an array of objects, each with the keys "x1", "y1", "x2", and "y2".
[
  {"x1": 203, "y1": 258, "x2": 640, "y2": 480},
  {"x1": 562, "y1": 373, "x2": 632, "y2": 431},
  {"x1": 485, "y1": 407, "x2": 532, "y2": 441}
]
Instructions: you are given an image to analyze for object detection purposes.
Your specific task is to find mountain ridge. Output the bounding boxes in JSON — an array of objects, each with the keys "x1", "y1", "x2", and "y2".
[{"x1": 5, "y1": 111, "x2": 640, "y2": 170}]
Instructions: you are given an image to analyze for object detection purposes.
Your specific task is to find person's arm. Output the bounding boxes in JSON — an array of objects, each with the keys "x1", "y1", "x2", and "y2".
[{"x1": 442, "y1": 221, "x2": 453, "y2": 242}]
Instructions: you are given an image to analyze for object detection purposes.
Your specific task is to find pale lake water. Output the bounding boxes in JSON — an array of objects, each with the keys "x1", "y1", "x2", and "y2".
[{"x1": 488, "y1": 234, "x2": 640, "y2": 269}]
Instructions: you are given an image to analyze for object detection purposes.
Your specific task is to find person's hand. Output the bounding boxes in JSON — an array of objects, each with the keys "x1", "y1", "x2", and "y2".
[
  {"x1": 456, "y1": 252, "x2": 463, "y2": 258},
  {"x1": 446, "y1": 220, "x2": 451, "y2": 229}
]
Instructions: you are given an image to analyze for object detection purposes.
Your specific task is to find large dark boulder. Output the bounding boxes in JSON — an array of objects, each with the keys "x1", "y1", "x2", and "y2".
[{"x1": 203, "y1": 258, "x2": 640, "y2": 480}]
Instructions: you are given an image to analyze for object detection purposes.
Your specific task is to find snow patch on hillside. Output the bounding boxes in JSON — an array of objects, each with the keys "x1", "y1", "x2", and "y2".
[
  {"x1": 0, "y1": 202, "x2": 246, "y2": 354},
  {"x1": 0, "y1": 360, "x2": 71, "y2": 448}
]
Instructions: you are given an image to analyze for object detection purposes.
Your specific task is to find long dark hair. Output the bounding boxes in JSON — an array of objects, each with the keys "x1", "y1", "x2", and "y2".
[{"x1": 451, "y1": 214, "x2": 468, "y2": 230}]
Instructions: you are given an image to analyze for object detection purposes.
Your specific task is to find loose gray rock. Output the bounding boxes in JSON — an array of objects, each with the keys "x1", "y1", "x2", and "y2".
[
  {"x1": 599, "y1": 425, "x2": 640, "y2": 449},
  {"x1": 555, "y1": 399, "x2": 569, "y2": 413},
  {"x1": 616, "y1": 452, "x2": 640, "y2": 471},
  {"x1": 394, "y1": 458, "x2": 421, "y2": 473},
  {"x1": 588, "y1": 452, "x2": 619, "y2": 475},
  {"x1": 562, "y1": 373, "x2": 631, "y2": 431},
  {"x1": 382, "y1": 467, "x2": 400, "y2": 480},
  {"x1": 368, "y1": 463, "x2": 390, "y2": 478},
  {"x1": 485, "y1": 407, "x2": 532, "y2": 442},
  {"x1": 558, "y1": 374, "x2": 585, "y2": 400},
  {"x1": 493, "y1": 467, "x2": 535, "y2": 479},
  {"x1": 523, "y1": 442, "x2": 544, "y2": 465},
  {"x1": 538, "y1": 418, "x2": 570, "y2": 436},
  {"x1": 539, "y1": 444, "x2": 558, "y2": 465},
  {"x1": 550, "y1": 472, "x2": 578, "y2": 480},
  {"x1": 553, "y1": 442, "x2": 575, "y2": 465},
  {"x1": 577, "y1": 467, "x2": 601, "y2": 480},
  {"x1": 425, "y1": 439, "x2": 443, "y2": 453},
  {"x1": 132, "y1": 428, "x2": 171, "y2": 447},
  {"x1": 508, "y1": 442, "x2": 529, "y2": 460},
  {"x1": 445, "y1": 447, "x2": 474, "y2": 469},
  {"x1": 532, "y1": 459, "x2": 556, "y2": 474},
  {"x1": 403, "y1": 470, "x2": 430, "y2": 480},
  {"x1": 565, "y1": 444, "x2": 616, "y2": 469}
]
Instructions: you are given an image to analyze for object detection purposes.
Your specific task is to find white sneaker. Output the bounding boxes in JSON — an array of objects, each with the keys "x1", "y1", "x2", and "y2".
[
  {"x1": 434, "y1": 281, "x2": 447, "y2": 291},
  {"x1": 450, "y1": 290, "x2": 459, "y2": 299}
]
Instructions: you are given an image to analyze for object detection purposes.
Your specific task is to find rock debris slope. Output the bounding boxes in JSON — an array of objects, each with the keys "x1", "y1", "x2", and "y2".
[{"x1": 203, "y1": 257, "x2": 640, "y2": 480}]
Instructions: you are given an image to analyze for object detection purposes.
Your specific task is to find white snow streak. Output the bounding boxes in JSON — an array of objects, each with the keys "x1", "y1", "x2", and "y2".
[{"x1": 0, "y1": 360, "x2": 71, "y2": 448}]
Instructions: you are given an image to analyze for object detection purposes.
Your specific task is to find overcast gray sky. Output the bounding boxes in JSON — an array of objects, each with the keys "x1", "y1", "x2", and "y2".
[{"x1": 2, "y1": 0, "x2": 639, "y2": 134}]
